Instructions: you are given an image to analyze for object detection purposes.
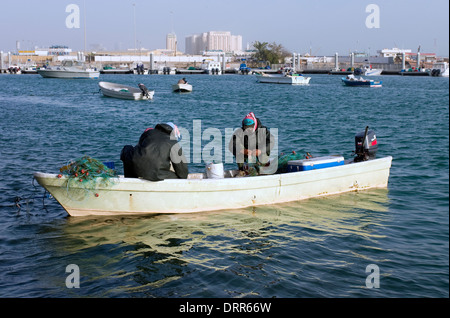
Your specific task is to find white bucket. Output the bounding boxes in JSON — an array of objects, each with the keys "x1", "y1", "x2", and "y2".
[{"x1": 205, "y1": 163, "x2": 224, "y2": 179}]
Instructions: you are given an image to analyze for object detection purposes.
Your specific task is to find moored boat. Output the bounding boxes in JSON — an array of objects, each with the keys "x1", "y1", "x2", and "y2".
[
  {"x1": 431, "y1": 62, "x2": 449, "y2": 77},
  {"x1": 363, "y1": 65, "x2": 383, "y2": 76},
  {"x1": 37, "y1": 60, "x2": 100, "y2": 79},
  {"x1": 342, "y1": 74, "x2": 382, "y2": 87},
  {"x1": 255, "y1": 68, "x2": 311, "y2": 85},
  {"x1": 99, "y1": 81, "x2": 154, "y2": 100}
]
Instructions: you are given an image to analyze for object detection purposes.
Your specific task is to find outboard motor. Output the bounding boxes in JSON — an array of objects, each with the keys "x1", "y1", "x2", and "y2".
[
  {"x1": 138, "y1": 83, "x2": 149, "y2": 98},
  {"x1": 354, "y1": 126, "x2": 378, "y2": 162}
]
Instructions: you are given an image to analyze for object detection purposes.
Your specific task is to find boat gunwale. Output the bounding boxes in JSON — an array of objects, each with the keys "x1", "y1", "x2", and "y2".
[{"x1": 33, "y1": 156, "x2": 392, "y2": 192}]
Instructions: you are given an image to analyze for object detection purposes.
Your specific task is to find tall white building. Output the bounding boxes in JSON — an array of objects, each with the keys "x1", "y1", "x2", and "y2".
[
  {"x1": 166, "y1": 33, "x2": 177, "y2": 52},
  {"x1": 185, "y1": 31, "x2": 242, "y2": 55}
]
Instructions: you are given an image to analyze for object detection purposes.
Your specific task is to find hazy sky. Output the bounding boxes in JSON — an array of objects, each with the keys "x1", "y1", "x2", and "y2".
[{"x1": 1, "y1": 0, "x2": 448, "y2": 56}]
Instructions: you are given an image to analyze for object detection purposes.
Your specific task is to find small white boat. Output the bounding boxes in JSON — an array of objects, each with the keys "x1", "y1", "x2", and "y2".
[
  {"x1": 99, "y1": 81, "x2": 154, "y2": 100},
  {"x1": 431, "y1": 62, "x2": 449, "y2": 77},
  {"x1": 201, "y1": 61, "x2": 222, "y2": 75},
  {"x1": 172, "y1": 83, "x2": 193, "y2": 93},
  {"x1": 33, "y1": 156, "x2": 392, "y2": 217},
  {"x1": 255, "y1": 69, "x2": 311, "y2": 85},
  {"x1": 37, "y1": 60, "x2": 100, "y2": 79},
  {"x1": 342, "y1": 74, "x2": 382, "y2": 87},
  {"x1": 22, "y1": 65, "x2": 38, "y2": 74},
  {"x1": 363, "y1": 65, "x2": 383, "y2": 76}
]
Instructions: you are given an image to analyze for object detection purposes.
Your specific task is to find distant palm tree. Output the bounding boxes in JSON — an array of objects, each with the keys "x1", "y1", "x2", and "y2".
[{"x1": 252, "y1": 41, "x2": 291, "y2": 66}]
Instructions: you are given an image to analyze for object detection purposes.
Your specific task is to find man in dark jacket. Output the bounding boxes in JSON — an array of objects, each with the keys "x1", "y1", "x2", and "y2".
[
  {"x1": 228, "y1": 112, "x2": 275, "y2": 172},
  {"x1": 120, "y1": 122, "x2": 189, "y2": 181}
]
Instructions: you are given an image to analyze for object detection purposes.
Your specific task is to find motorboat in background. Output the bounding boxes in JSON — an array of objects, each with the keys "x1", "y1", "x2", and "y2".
[
  {"x1": 37, "y1": 60, "x2": 100, "y2": 79},
  {"x1": 431, "y1": 62, "x2": 449, "y2": 77},
  {"x1": 99, "y1": 81, "x2": 154, "y2": 100},
  {"x1": 342, "y1": 74, "x2": 382, "y2": 87},
  {"x1": 255, "y1": 68, "x2": 311, "y2": 85},
  {"x1": 201, "y1": 61, "x2": 222, "y2": 75},
  {"x1": 354, "y1": 65, "x2": 383, "y2": 76},
  {"x1": 172, "y1": 83, "x2": 193, "y2": 93}
]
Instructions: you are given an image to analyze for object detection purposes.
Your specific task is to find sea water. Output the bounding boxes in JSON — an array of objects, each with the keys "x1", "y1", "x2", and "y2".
[{"x1": 0, "y1": 73, "x2": 448, "y2": 298}]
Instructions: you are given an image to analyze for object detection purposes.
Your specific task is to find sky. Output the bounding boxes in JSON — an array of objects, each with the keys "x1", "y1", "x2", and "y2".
[{"x1": 0, "y1": 0, "x2": 448, "y2": 56}]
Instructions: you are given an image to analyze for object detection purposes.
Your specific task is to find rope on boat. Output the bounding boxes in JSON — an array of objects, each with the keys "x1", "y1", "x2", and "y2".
[{"x1": 13, "y1": 177, "x2": 49, "y2": 215}]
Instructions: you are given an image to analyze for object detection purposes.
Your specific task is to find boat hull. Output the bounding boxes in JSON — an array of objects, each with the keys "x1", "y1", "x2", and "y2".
[
  {"x1": 34, "y1": 156, "x2": 392, "y2": 216},
  {"x1": 172, "y1": 83, "x2": 193, "y2": 92},
  {"x1": 342, "y1": 78, "x2": 382, "y2": 87},
  {"x1": 364, "y1": 69, "x2": 383, "y2": 76},
  {"x1": 37, "y1": 69, "x2": 100, "y2": 79},
  {"x1": 256, "y1": 74, "x2": 311, "y2": 85}
]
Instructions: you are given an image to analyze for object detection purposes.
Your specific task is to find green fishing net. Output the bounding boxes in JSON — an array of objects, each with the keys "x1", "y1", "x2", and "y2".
[
  {"x1": 59, "y1": 155, "x2": 117, "y2": 199},
  {"x1": 276, "y1": 151, "x2": 309, "y2": 173},
  {"x1": 240, "y1": 151, "x2": 310, "y2": 176}
]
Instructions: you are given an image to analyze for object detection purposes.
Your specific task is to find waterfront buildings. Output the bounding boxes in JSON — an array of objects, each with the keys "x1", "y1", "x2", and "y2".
[
  {"x1": 378, "y1": 47, "x2": 412, "y2": 57},
  {"x1": 185, "y1": 31, "x2": 242, "y2": 55},
  {"x1": 18, "y1": 45, "x2": 72, "y2": 57}
]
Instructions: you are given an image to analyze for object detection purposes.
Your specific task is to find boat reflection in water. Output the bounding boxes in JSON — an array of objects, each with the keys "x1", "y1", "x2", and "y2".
[{"x1": 53, "y1": 189, "x2": 389, "y2": 296}]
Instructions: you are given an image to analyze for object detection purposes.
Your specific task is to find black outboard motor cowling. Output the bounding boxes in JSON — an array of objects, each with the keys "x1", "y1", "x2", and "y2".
[
  {"x1": 138, "y1": 83, "x2": 149, "y2": 97},
  {"x1": 354, "y1": 127, "x2": 378, "y2": 162}
]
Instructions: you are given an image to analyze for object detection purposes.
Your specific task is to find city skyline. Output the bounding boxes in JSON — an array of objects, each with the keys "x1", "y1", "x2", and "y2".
[{"x1": 0, "y1": 0, "x2": 448, "y2": 57}]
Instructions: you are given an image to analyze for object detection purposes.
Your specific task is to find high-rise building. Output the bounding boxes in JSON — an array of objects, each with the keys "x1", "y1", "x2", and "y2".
[
  {"x1": 166, "y1": 33, "x2": 177, "y2": 52},
  {"x1": 185, "y1": 31, "x2": 242, "y2": 55}
]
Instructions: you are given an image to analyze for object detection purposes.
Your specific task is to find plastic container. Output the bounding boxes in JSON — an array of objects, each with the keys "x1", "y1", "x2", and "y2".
[
  {"x1": 205, "y1": 163, "x2": 224, "y2": 179},
  {"x1": 287, "y1": 155, "x2": 344, "y2": 172}
]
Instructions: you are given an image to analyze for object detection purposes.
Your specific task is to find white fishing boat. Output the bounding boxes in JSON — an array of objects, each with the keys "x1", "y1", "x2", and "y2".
[
  {"x1": 99, "y1": 81, "x2": 154, "y2": 100},
  {"x1": 363, "y1": 65, "x2": 383, "y2": 76},
  {"x1": 33, "y1": 155, "x2": 392, "y2": 217},
  {"x1": 201, "y1": 61, "x2": 222, "y2": 75},
  {"x1": 21, "y1": 64, "x2": 38, "y2": 74},
  {"x1": 172, "y1": 83, "x2": 193, "y2": 93},
  {"x1": 100, "y1": 65, "x2": 133, "y2": 74},
  {"x1": 37, "y1": 60, "x2": 100, "y2": 79},
  {"x1": 431, "y1": 62, "x2": 449, "y2": 77},
  {"x1": 255, "y1": 69, "x2": 311, "y2": 85}
]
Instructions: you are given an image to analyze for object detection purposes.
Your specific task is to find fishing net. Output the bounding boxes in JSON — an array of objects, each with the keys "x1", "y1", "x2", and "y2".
[
  {"x1": 276, "y1": 151, "x2": 311, "y2": 173},
  {"x1": 59, "y1": 155, "x2": 117, "y2": 199},
  {"x1": 240, "y1": 151, "x2": 311, "y2": 176}
]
